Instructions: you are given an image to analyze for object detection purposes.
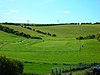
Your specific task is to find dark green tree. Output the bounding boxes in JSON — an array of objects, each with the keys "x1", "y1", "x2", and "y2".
[{"x1": 0, "y1": 56, "x2": 23, "y2": 75}]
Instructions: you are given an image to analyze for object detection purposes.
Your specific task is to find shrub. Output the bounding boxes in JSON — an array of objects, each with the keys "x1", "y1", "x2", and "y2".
[
  {"x1": 0, "y1": 56, "x2": 23, "y2": 75},
  {"x1": 52, "y1": 34, "x2": 56, "y2": 37},
  {"x1": 23, "y1": 73, "x2": 39, "y2": 75},
  {"x1": 26, "y1": 27, "x2": 32, "y2": 30},
  {"x1": 84, "y1": 35, "x2": 95, "y2": 39},
  {"x1": 76, "y1": 34, "x2": 96, "y2": 40},
  {"x1": 98, "y1": 38, "x2": 100, "y2": 42},
  {"x1": 34, "y1": 37, "x2": 42, "y2": 39},
  {"x1": 76, "y1": 36, "x2": 84, "y2": 40},
  {"x1": 32, "y1": 29, "x2": 35, "y2": 31},
  {"x1": 47, "y1": 33, "x2": 51, "y2": 36},
  {"x1": 85, "y1": 69, "x2": 93, "y2": 75},
  {"x1": 24, "y1": 61, "x2": 32, "y2": 64},
  {"x1": 96, "y1": 34, "x2": 100, "y2": 40}
]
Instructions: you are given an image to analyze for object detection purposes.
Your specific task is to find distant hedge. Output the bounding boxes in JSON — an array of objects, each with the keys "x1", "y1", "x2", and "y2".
[
  {"x1": 1, "y1": 22, "x2": 100, "y2": 26},
  {"x1": 0, "y1": 56, "x2": 23, "y2": 75},
  {"x1": 21, "y1": 26, "x2": 57, "y2": 37},
  {"x1": 76, "y1": 34, "x2": 100, "y2": 42}
]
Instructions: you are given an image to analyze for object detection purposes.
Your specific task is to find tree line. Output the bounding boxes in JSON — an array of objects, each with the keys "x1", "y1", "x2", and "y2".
[
  {"x1": 76, "y1": 34, "x2": 100, "y2": 41},
  {"x1": 21, "y1": 25, "x2": 56, "y2": 37},
  {"x1": 2, "y1": 22, "x2": 21, "y2": 26},
  {"x1": 1, "y1": 22, "x2": 100, "y2": 26},
  {"x1": 0, "y1": 25, "x2": 42, "y2": 39}
]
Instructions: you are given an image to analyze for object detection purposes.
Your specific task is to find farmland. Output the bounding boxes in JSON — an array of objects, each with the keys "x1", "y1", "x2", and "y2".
[{"x1": 0, "y1": 24, "x2": 100, "y2": 74}]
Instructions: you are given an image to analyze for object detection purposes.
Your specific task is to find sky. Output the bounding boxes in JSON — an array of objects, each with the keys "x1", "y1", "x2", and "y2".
[{"x1": 0, "y1": 0, "x2": 100, "y2": 24}]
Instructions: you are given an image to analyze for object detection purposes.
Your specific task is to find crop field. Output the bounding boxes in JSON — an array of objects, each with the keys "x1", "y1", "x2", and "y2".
[{"x1": 0, "y1": 24, "x2": 100, "y2": 74}]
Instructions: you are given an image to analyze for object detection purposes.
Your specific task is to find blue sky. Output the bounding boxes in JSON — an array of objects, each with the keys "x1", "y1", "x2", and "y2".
[{"x1": 0, "y1": 0, "x2": 100, "y2": 24}]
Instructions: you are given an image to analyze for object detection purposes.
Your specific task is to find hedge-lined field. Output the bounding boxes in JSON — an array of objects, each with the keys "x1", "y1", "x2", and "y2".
[
  {"x1": 29, "y1": 24, "x2": 100, "y2": 38},
  {"x1": 0, "y1": 24, "x2": 100, "y2": 74},
  {"x1": 2, "y1": 25, "x2": 47, "y2": 38}
]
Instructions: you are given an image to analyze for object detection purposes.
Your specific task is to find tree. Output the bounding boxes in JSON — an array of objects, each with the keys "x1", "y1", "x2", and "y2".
[{"x1": 0, "y1": 56, "x2": 23, "y2": 75}]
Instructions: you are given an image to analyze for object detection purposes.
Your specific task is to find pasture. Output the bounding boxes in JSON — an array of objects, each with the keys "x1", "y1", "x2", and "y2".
[
  {"x1": 0, "y1": 24, "x2": 100, "y2": 74},
  {"x1": 30, "y1": 24, "x2": 100, "y2": 38}
]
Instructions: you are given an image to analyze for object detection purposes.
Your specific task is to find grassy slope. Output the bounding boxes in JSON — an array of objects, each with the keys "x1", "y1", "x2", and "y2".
[
  {"x1": 30, "y1": 24, "x2": 100, "y2": 38},
  {"x1": 0, "y1": 24, "x2": 100, "y2": 74},
  {"x1": 1, "y1": 30, "x2": 100, "y2": 63},
  {"x1": 3, "y1": 25, "x2": 48, "y2": 38}
]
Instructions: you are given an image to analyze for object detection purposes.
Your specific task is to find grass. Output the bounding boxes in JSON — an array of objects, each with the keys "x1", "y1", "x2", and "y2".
[
  {"x1": 3, "y1": 25, "x2": 47, "y2": 38},
  {"x1": 0, "y1": 24, "x2": 100, "y2": 74},
  {"x1": 29, "y1": 24, "x2": 100, "y2": 38}
]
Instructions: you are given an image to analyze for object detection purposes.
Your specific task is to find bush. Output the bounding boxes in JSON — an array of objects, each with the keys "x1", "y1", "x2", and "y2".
[
  {"x1": 96, "y1": 34, "x2": 100, "y2": 40},
  {"x1": 76, "y1": 36, "x2": 84, "y2": 40},
  {"x1": 23, "y1": 73, "x2": 39, "y2": 75},
  {"x1": 52, "y1": 34, "x2": 56, "y2": 37},
  {"x1": 85, "y1": 69, "x2": 93, "y2": 75},
  {"x1": 76, "y1": 34, "x2": 96, "y2": 40},
  {"x1": 0, "y1": 56, "x2": 23, "y2": 75},
  {"x1": 84, "y1": 35, "x2": 95, "y2": 39},
  {"x1": 98, "y1": 38, "x2": 100, "y2": 42}
]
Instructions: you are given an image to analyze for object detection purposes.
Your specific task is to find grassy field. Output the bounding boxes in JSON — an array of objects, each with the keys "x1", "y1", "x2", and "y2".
[
  {"x1": 0, "y1": 24, "x2": 100, "y2": 74},
  {"x1": 3, "y1": 25, "x2": 48, "y2": 38},
  {"x1": 29, "y1": 24, "x2": 100, "y2": 38}
]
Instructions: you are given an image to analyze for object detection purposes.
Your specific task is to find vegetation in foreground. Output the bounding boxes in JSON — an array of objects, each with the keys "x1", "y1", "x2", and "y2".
[
  {"x1": 0, "y1": 56, "x2": 23, "y2": 75},
  {"x1": 0, "y1": 56, "x2": 100, "y2": 75}
]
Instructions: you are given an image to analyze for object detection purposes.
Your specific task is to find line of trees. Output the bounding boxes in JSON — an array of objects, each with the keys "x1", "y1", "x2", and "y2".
[
  {"x1": 35, "y1": 30, "x2": 56, "y2": 37},
  {"x1": 1, "y1": 22, "x2": 100, "y2": 26},
  {"x1": 76, "y1": 34, "x2": 100, "y2": 41},
  {"x1": 93, "y1": 22, "x2": 100, "y2": 24},
  {"x1": 0, "y1": 25, "x2": 42, "y2": 39},
  {"x1": 2, "y1": 22, "x2": 21, "y2": 26},
  {"x1": 21, "y1": 26, "x2": 56, "y2": 37}
]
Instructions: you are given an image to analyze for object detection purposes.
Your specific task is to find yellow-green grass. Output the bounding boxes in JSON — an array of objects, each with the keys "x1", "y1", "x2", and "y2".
[
  {"x1": 29, "y1": 24, "x2": 100, "y2": 38},
  {"x1": 2, "y1": 24, "x2": 100, "y2": 39},
  {"x1": 1, "y1": 39, "x2": 100, "y2": 63}
]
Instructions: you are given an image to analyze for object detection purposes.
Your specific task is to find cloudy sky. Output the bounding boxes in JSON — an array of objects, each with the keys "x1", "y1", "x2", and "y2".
[{"x1": 0, "y1": 0, "x2": 100, "y2": 23}]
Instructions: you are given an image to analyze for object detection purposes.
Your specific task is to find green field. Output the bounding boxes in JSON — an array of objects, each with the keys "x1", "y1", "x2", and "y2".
[
  {"x1": 30, "y1": 24, "x2": 100, "y2": 38},
  {"x1": 0, "y1": 24, "x2": 100, "y2": 74}
]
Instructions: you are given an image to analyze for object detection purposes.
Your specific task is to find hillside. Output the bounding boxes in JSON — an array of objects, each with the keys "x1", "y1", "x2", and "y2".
[
  {"x1": 0, "y1": 24, "x2": 100, "y2": 74},
  {"x1": 29, "y1": 24, "x2": 100, "y2": 38}
]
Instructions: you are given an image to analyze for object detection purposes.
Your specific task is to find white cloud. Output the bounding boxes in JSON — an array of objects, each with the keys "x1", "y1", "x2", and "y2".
[
  {"x1": 10, "y1": 10, "x2": 18, "y2": 13},
  {"x1": 64, "y1": 10, "x2": 70, "y2": 14}
]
